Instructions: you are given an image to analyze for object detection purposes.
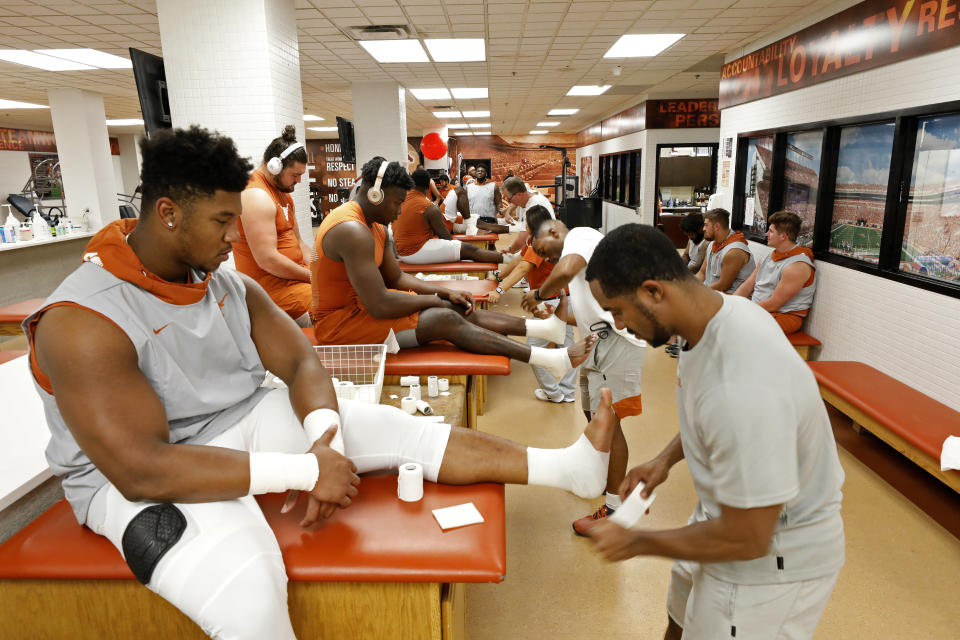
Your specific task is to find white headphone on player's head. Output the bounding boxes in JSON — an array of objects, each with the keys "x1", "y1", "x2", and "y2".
[
  {"x1": 266, "y1": 142, "x2": 304, "y2": 175},
  {"x1": 366, "y1": 160, "x2": 388, "y2": 205}
]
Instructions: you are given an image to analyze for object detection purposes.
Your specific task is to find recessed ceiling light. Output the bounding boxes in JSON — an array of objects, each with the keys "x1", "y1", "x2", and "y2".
[
  {"x1": 424, "y1": 39, "x2": 485, "y2": 62},
  {"x1": 537, "y1": 121, "x2": 560, "y2": 127},
  {"x1": 604, "y1": 34, "x2": 684, "y2": 58},
  {"x1": 529, "y1": 130, "x2": 548, "y2": 134},
  {"x1": 454, "y1": 131, "x2": 474, "y2": 136},
  {"x1": 303, "y1": 114, "x2": 324, "y2": 121},
  {"x1": 548, "y1": 109, "x2": 579, "y2": 116},
  {"x1": 0, "y1": 49, "x2": 94, "y2": 71},
  {"x1": 409, "y1": 88, "x2": 452, "y2": 100},
  {"x1": 567, "y1": 85, "x2": 611, "y2": 96},
  {"x1": 36, "y1": 49, "x2": 131, "y2": 69},
  {"x1": 461, "y1": 110, "x2": 489, "y2": 118},
  {"x1": 309, "y1": 126, "x2": 338, "y2": 132},
  {"x1": 446, "y1": 123, "x2": 470, "y2": 128},
  {"x1": 0, "y1": 99, "x2": 48, "y2": 109},
  {"x1": 359, "y1": 40, "x2": 429, "y2": 63},
  {"x1": 469, "y1": 123, "x2": 491, "y2": 128},
  {"x1": 106, "y1": 119, "x2": 144, "y2": 126},
  {"x1": 451, "y1": 87, "x2": 488, "y2": 99},
  {"x1": 433, "y1": 111, "x2": 463, "y2": 118}
]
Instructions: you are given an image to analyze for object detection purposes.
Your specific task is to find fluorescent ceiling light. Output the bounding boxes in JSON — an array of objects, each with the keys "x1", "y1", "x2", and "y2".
[
  {"x1": 446, "y1": 123, "x2": 470, "y2": 128},
  {"x1": 0, "y1": 49, "x2": 94, "y2": 71},
  {"x1": 529, "y1": 130, "x2": 548, "y2": 134},
  {"x1": 461, "y1": 110, "x2": 489, "y2": 118},
  {"x1": 309, "y1": 126, "x2": 338, "y2": 132},
  {"x1": 359, "y1": 39, "x2": 429, "y2": 63},
  {"x1": 454, "y1": 131, "x2": 474, "y2": 136},
  {"x1": 604, "y1": 33, "x2": 684, "y2": 58},
  {"x1": 537, "y1": 121, "x2": 560, "y2": 127},
  {"x1": 36, "y1": 48, "x2": 131, "y2": 69},
  {"x1": 451, "y1": 87, "x2": 488, "y2": 99},
  {"x1": 106, "y1": 119, "x2": 144, "y2": 126},
  {"x1": 548, "y1": 108, "x2": 579, "y2": 116},
  {"x1": 433, "y1": 111, "x2": 463, "y2": 118},
  {"x1": 0, "y1": 99, "x2": 48, "y2": 109},
  {"x1": 303, "y1": 114, "x2": 324, "y2": 121},
  {"x1": 424, "y1": 39, "x2": 485, "y2": 62},
  {"x1": 409, "y1": 88, "x2": 451, "y2": 100},
  {"x1": 567, "y1": 85, "x2": 611, "y2": 96},
  {"x1": 469, "y1": 123, "x2": 490, "y2": 128}
]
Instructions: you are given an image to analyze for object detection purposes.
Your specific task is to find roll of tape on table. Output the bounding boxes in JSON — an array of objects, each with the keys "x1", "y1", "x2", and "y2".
[
  {"x1": 397, "y1": 463, "x2": 423, "y2": 502},
  {"x1": 401, "y1": 395, "x2": 417, "y2": 414},
  {"x1": 400, "y1": 375, "x2": 419, "y2": 387},
  {"x1": 427, "y1": 376, "x2": 439, "y2": 397},
  {"x1": 438, "y1": 378, "x2": 449, "y2": 392},
  {"x1": 409, "y1": 382, "x2": 421, "y2": 401},
  {"x1": 415, "y1": 399, "x2": 434, "y2": 415},
  {"x1": 335, "y1": 380, "x2": 355, "y2": 401}
]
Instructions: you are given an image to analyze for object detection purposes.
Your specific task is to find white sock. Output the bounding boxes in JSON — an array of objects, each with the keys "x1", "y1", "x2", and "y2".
[
  {"x1": 526, "y1": 434, "x2": 609, "y2": 499},
  {"x1": 528, "y1": 346, "x2": 572, "y2": 379},
  {"x1": 605, "y1": 491, "x2": 622, "y2": 509},
  {"x1": 525, "y1": 314, "x2": 566, "y2": 344}
]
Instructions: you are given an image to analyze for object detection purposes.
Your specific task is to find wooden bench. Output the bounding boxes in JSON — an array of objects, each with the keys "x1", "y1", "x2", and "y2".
[
  {"x1": 787, "y1": 331, "x2": 821, "y2": 360},
  {"x1": 0, "y1": 478, "x2": 506, "y2": 640},
  {"x1": 300, "y1": 329, "x2": 511, "y2": 428},
  {"x1": 452, "y1": 233, "x2": 498, "y2": 250},
  {"x1": 0, "y1": 298, "x2": 44, "y2": 336},
  {"x1": 809, "y1": 361, "x2": 960, "y2": 493},
  {"x1": 399, "y1": 261, "x2": 498, "y2": 280}
]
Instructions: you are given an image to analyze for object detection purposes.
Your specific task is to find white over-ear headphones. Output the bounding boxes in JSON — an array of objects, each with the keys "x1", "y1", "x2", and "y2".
[
  {"x1": 366, "y1": 160, "x2": 388, "y2": 205},
  {"x1": 266, "y1": 142, "x2": 304, "y2": 175}
]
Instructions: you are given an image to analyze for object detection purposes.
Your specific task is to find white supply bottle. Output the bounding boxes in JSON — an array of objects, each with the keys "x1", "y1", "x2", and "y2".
[{"x1": 5, "y1": 212, "x2": 19, "y2": 244}]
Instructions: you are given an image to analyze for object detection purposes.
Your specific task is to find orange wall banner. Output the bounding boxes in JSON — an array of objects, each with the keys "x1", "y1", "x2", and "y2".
[
  {"x1": 720, "y1": 0, "x2": 960, "y2": 108},
  {"x1": 0, "y1": 128, "x2": 56, "y2": 152},
  {"x1": 576, "y1": 99, "x2": 720, "y2": 147}
]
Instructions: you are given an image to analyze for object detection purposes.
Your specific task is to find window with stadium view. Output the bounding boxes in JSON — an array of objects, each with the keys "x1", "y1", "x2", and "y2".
[
  {"x1": 782, "y1": 131, "x2": 823, "y2": 247},
  {"x1": 742, "y1": 136, "x2": 774, "y2": 236},
  {"x1": 828, "y1": 122, "x2": 895, "y2": 264},
  {"x1": 901, "y1": 114, "x2": 960, "y2": 284}
]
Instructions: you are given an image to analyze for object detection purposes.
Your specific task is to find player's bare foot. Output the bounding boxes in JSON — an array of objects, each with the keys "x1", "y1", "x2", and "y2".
[{"x1": 567, "y1": 333, "x2": 598, "y2": 369}]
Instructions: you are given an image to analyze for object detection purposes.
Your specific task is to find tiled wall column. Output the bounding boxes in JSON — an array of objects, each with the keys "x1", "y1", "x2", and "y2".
[
  {"x1": 47, "y1": 88, "x2": 117, "y2": 229},
  {"x1": 156, "y1": 0, "x2": 309, "y2": 236},
  {"x1": 351, "y1": 82, "x2": 408, "y2": 172}
]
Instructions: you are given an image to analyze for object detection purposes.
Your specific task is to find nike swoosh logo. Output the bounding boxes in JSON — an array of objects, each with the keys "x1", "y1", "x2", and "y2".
[
  {"x1": 218, "y1": 293, "x2": 228, "y2": 309},
  {"x1": 153, "y1": 323, "x2": 170, "y2": 335}
]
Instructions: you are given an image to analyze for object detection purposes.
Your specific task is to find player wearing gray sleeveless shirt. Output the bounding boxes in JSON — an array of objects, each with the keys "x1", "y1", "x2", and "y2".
[
  {"x1": 752, "y1": 249, "x2": 816, "y2": 314},
  {"x1": 703, "y1": 233, "x2": 755, "y2": 294},
  {"x1": 24, "y1": 222, "x2": 269, "y2": 523}
]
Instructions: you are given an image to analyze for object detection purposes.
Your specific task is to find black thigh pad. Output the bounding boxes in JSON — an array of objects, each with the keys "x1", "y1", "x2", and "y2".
[{"x1": 121, "y1": 503, "x2": 187, "y2": 584}]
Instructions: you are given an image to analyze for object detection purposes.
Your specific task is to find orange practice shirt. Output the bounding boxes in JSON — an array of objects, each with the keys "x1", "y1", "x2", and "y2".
[
  {"x1": 233, "y1": 169, "x2": 305, "y2": 286},
  {"x1": 392, "y1": 190, "x2": 435, "y2": 257}
]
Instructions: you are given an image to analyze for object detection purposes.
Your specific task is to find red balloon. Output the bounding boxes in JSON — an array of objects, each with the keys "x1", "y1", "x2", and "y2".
[{"x1": 420, "y1": 133, "x2": 448, "y2": 160}]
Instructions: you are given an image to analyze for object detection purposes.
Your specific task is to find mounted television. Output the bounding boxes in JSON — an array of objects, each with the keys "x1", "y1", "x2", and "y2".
[
  {"x1": 336, "y1": 116, "x2": 356, "y2": 164},
  {"x1": 129, "y1": 48, "x2": 172, "y2": 137}
]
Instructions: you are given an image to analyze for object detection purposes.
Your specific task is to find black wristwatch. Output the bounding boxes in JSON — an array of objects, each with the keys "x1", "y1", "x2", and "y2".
[
  {"x1": 533, "y1": 289, "x2": 543, "y2": 301},
  {"x1": 494, "y1": 270, "x2": 503, "y2": 283}
]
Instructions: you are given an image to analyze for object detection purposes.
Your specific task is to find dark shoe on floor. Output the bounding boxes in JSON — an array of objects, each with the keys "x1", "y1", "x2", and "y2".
[{"x1": 572, "y1": 504, "x2": 616, "y2": 536}]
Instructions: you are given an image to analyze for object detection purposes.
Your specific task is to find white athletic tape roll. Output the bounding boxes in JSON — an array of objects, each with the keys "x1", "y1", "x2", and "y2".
[
  {"x1": 397, "y1": 463, "x2": 424, "y2": 502},
  {"x1": 248, "y1": 452, "x2": 319, "y2": 495},
  {"x1": 438, "y1": 378, "x2": 449, "y2": 392},
  {"x1": 303, "y1": 408, "x2": 343, "y2": 455},
  {"x1": 409, "y1": 382, "x2": 421, "y2": 401},
  {"x1": 400, "y1": 376, "x2": 419, "y2": 387},
  {"x1": 401, "y1": 395, "x2": 417, "y2": 414},
  {"x1": 427, "y1": 376, "x2": 439, "y2": 398},
  {"x1": 335, "y1": 380, "x2": 356, "y2": 401},
  {"x1": 608, "y1": 482, "x2": 657, "y2": 529},
  {"x1": 415, "y1": 399, "x2": 434, "y2": 415}
]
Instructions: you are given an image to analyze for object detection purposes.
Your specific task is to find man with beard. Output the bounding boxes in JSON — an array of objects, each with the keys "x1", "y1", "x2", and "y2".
[
  {"x1": 466, "y1": 165, "x2": 501, "y2": 221},
  {"x1": 522, "y1": 219, "x2": 646, "y2": 534},
  {"x1": 234, "y1": 126, "x2": 313, "y2": 325},
  {"x1": 695, "y1": 208, "x2": 755, "y2": 295},
  {"x1": 584, "y1": 223, "x2": 844, "y2": 640}
]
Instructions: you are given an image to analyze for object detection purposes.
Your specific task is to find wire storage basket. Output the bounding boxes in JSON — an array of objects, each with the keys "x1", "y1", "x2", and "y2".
[{"x1": 313, "y1": 344, "x2": 386, "y2": 404}]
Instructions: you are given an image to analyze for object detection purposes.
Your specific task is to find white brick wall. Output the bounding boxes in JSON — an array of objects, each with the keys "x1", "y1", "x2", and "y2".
[
  {"x1": 720, "y1": 45, "x2": 960, "y2": 411},
  {"x1": 157, "y1": 0, "x2": 310, "y2": 237},
  {"x1": 577, "y1": 127, "x2": 720, "y2": 232}
]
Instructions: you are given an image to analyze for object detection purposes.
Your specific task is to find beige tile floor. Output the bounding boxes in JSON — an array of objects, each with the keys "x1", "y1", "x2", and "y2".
[{"x1": 466, "y1": 287, "x2": 960, "y2": 640}]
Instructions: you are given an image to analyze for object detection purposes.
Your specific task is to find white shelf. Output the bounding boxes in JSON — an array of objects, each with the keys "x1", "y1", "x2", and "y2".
[{"x1": 0, "y1": 231, "x2": 94, "y2": 253}]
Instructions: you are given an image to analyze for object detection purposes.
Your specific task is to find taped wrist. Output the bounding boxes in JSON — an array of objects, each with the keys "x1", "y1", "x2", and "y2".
[
  {"x1": 304, "y1": 408, "x2": 343, "y2": 454},
  {"x1": 248, "y1": 452, "x2": 319, "y2": 495}
]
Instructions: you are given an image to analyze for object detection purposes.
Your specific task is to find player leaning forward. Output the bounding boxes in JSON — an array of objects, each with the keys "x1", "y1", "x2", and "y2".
[
  {"x1": 24, "y1": 126, "x2": 619, "y2": 640},
  {"x1": 584, "y1": 223, "x2": 845, "y2": 640}
]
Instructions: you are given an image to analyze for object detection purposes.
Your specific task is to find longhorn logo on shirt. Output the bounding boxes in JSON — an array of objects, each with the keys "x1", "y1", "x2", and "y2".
[{"x1": 82, "y1": 252, "x2": 103, "y2": 267}]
